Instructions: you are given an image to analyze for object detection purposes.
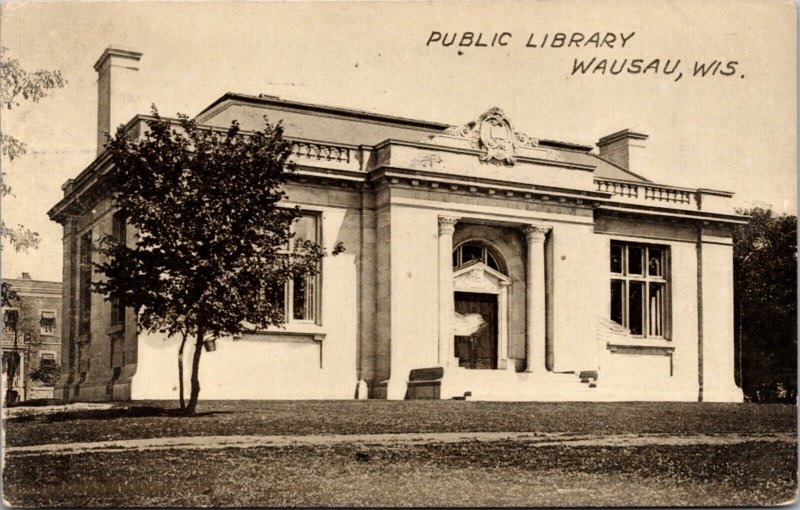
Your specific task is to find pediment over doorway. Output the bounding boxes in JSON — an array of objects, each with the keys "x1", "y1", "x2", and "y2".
[{"x1": 453, "y1": 262, "x2": 511, "y2": 294}]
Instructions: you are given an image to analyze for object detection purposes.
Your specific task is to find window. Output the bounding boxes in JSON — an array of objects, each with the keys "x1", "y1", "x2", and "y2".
[
  {"x1": 40, "y1": 352, "x2": 57, "y2": 369},
  {"x1": 453, "y1": 242, "x2": 503, "y2": 272},
  {"x1": 40, "y1": 310, "x2": 56, "y2": 335},
  {"x1": 79, "y1": 231, "x2": 93, "y2": 335},
  {"x1": 610, "y1": 241, "x2": 669, "y2": 338},
  {"x1": 111, "y1": 211, "x2": 127, "y2": 246},
  {"x1": 3, "y1": 309, "x2": 18, "y2": 337},
  {"x1": 110, "y1": 212, "x2": 126, "y2": 327},
  {"x1": 272, "y1": 213, "x2": 320, "y2": 323}
]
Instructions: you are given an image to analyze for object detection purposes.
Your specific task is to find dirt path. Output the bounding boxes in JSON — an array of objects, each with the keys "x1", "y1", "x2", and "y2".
[
  {"x1": 3, "y1": 403, "x2": 114, "y2": 419},
  {"x1": 5, "y1": 431, "x2": 795, "y2": 457}
]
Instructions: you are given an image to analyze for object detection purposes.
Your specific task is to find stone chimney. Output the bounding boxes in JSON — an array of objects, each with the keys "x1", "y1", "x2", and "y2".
[
  {"x1": 94, "y1": 46, "x2": 143, "y2": 155},
  {"x1": 597, "y1": 129, "x2": 649, "y2": 171}
]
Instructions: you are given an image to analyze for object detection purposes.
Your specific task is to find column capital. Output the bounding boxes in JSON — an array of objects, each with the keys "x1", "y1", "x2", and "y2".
[
  {"x1": 522, "y1": 224, "x2": 549, "y2": 242},
  {"x1": 438, "y1": 216, "x2": 459, "y2": 235}
]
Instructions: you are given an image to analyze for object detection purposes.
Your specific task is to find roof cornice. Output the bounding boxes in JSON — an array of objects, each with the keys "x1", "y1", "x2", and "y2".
[
  {"x1": 597, "y1": 204, "x2": 748, "y2": 225},
  {"x1": 196, "y1": 93, "x2": 450, "y2": 131},
  {"x1": 598, "y1": 129, "x2": 649, "y2": 145},
  {"x1": 372, "y1": 138, "x2": 597, "y2": 172}
]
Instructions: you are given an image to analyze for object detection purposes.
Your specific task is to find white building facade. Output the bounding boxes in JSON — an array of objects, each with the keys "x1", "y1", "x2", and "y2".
[{"x1": 49, "y1": 47, "x2": 745, "y2": 402}]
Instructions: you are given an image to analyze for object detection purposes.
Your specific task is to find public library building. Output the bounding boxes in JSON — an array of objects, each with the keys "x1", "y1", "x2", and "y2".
[{"x1": 49, "y1": 47, "x2": 745, "y2": 402}]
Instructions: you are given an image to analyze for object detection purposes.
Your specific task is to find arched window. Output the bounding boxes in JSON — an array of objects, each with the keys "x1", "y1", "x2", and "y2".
[{"x1": 452, "y1": 242, "x2": 504, "y2": 273}]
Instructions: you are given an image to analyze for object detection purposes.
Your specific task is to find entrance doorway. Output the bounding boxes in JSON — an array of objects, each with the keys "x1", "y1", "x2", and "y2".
[{"x1": 454, "y1": 292, "x2": 498, "y2": 369}]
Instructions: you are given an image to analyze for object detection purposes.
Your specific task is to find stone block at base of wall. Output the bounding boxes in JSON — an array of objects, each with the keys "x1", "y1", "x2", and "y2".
[{"x1": 27, "y1": 386, "x2": 55, "y2": 400}]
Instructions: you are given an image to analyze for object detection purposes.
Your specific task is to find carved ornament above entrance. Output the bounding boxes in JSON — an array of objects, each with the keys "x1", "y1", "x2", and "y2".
[
  {"x1": 444, "y1": 107, "x2": 538, "y2": 166},
  {"x1": 453, "y1": 261, "x2": 512, "y2": 294}
]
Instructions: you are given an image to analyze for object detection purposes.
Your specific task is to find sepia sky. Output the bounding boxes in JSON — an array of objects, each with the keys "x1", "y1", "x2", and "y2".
[{"x1": 0, "y1": 0, "x2": 796, "y2": 283}]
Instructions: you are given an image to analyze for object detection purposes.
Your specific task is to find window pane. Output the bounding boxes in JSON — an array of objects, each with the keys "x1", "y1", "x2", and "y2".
[
  {"x1": 486, "y1": 252, "x2": 499, "y2": 271},
  {"x1": 41, "y1": 321, "x2": 55, "y2": 334},
  {"x1": 304, "y1": 275, "x2": 315, "y2": 321},
  {"x1": 111, "y1": 299, "x2": 124, "y2": 326},
  {"x1": 268, "y1": 284, "x2": 286, "y2": 322},
  {"x1": 112, "y1": 212, "x2": 126, "y2": 245},
  {"x1": 649, "y1": 283, "x2": 665, "y2": 336},
  {"x1": 41, "y1": 310, "x2": 56, "y2": 334},
  {"x1": 4, "y1": 310, "x2": 18, "y2": 330},
  {"x1": 648, "y1": 247, "x2": 663, "y2": 277},
  {"x1": 628, "y1": 281, "x2": 644, "y2": 335},
  {"x1": 610, "y1": 280, "x2": 624, "y2": 326},
  {"x1": 610, "y1": 243, "x2": 623, "y2": 273},
  {"x1": 292, "y1": 215, "x2": 316, "y2": 244},
  {"x1": 628, "y1": 246, "x2": 644, "y2": 275},
  {"x1": 461, "y1": 244, "x2": 483, "y2": 266},
  {"x1": 452, "y1": 249, "x2": 459, "y2": 268},
  {"x1": 292, "y1": 275, "x2": 313, "y2": 321}
]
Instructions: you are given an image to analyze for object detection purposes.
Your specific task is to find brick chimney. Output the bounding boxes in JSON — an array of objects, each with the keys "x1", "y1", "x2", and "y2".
[
  {"x1": 94, "y1": 46, "x2": 143, "y2": 155},
  {"x1": 597, "y1": 129, "x2": 649, "y2": 171},
  {"x1": 21, "y1": 272, "x2": 31, "y2": 280}
]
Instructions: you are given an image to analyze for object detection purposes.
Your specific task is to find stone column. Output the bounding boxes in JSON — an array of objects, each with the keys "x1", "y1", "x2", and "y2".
[
  {"x1": 438, "y1": 217, "x2": 458, "y2": 366},
  {"x1": 523, "y1": 225, "x2": 549, "y2": 373}
]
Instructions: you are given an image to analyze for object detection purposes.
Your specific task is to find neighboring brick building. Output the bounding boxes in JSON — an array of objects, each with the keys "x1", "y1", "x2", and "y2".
[{"x1": 2, "y1": 273, "x2": 63, "y2": 402}]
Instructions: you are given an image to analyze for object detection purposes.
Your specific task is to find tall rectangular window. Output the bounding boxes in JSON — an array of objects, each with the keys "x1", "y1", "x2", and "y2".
[
  {"x1": 272, "y1": 213, "x2": 320, "y2": 324},
  {"x1": 610, "y1": 241, "x2": 669, "y2": 338},
  {"x1": 40, "y1": 311, "x2": 56, "y2": 336},
  {"x1": 79, "y1": 231, "x2": 93, "y2": 335},
  {"x1": 110, "y1": 212, "x2": 126, "y2": 327},
  {"x1": 3, "y1": 309, "x2": 18, "y2": 337}
]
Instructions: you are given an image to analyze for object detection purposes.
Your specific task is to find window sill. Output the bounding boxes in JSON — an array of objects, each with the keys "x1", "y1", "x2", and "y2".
[
  {"x1": 607, "y1": 339, "x2": 674, "y2": 356},
  {"x1": 106, "y1": 324, "x2": 125, "y2": 336},
  {"x1": 236, "y1": 325, "x2": 325, "y2": 344}
]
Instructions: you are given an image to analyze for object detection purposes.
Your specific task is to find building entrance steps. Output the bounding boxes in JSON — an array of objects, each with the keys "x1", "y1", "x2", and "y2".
[
  {"x1": 405, "y1": 367, "x2": 445, "y2": 400},
  {"x1": 404, "y1": 365, "x2": 600, "y2": 401}
]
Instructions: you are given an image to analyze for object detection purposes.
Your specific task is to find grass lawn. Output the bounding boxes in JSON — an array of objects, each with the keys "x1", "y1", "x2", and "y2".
[
  {"x1": 4, "y1": 400, "x2": 797, "y2": 447},
  {"x1": 4, "y1": 440, "x2": 796, "y2": 506},
  {"x1": 3, "y1": 401, "x2": 797, "y2": 507}
]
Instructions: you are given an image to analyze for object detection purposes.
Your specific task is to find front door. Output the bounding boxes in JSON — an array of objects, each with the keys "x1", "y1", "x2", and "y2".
[{"x1": 454, "y1": 292, "x2": 498, "y2": 369}]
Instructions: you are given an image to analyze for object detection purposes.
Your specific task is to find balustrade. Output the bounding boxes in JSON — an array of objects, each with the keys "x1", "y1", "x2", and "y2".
[
  {"x1": 290, "y1": 141, "x2": 351, "y2": 163},
  {"x1": 596, "y1": 179, "x2": 692, "y2": 205}
]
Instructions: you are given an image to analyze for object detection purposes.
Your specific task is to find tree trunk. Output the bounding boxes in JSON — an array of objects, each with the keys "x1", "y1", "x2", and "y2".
[
  {"x1": 186, "y1": 330, "x2": 204, "y2": 414},
  {"x1": 177, "y1": 332, "x2": 188, "y2": 410},
  {"x1": 5, "y1": 355, "x2": 17, "y2": 407}
]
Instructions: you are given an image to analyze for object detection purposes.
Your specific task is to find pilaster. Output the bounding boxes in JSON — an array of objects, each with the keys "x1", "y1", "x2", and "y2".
[
  {"x1": 55, "y1": 218, "x2": 78, "y2": 401},
  {"x1": 438, "y1": 216, "x2": 458, "y2": 366}
]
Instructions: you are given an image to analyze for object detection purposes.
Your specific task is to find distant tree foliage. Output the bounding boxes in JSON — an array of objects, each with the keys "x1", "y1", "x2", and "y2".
[
  {"x1": 733, "y1": 207, "x2": 797, "y2": 403},
  {"x1": 1, "y1": 47, "x2": 66, "y2": 110},
  {"x1": 0, "y1": 46, "x2": 66, "y2": 252},
  {"x1": 1, "y1": 282, "x2": 18, "y2": 307},
  {"x1": 29, "y1": 361, "x2": 60, "y2": 387},
  {"x1": 95, "y1": 109, "x2": 341, "y2": 413}
]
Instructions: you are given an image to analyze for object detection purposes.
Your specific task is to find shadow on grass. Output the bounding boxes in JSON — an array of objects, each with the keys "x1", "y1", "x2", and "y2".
[
  {"x1": 7, "y1": 398, "x2": 63, "y2": 408},
  {"x1": 8, "y1": 406, "x2": 231, "y2": 424}
]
